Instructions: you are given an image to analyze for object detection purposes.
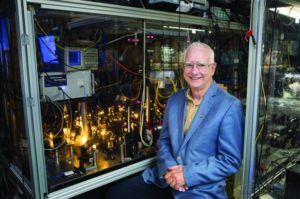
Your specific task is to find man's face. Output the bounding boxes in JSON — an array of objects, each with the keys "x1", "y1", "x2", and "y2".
[{"x1": 183, "y1": 46, "x2": 216, "y2": 91}]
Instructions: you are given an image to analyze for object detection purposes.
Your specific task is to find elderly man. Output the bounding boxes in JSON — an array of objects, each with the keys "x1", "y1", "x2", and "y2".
[{"x1": 106, "y1": 42, "x2": 244, "y2": 199}]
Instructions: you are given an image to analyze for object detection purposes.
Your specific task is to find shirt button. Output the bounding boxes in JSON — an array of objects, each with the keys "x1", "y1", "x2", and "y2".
[{"x1": 177, "y1": 156, "x2": 181, "y2": 160}]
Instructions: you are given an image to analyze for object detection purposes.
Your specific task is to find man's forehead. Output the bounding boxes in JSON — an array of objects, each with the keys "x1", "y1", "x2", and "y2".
[
  {"x1": 186, "y1": 48, "x2": 210, "y2": 58},
  {"x1": 187, "y1": 46, "x2": 209, "y2": 54}
]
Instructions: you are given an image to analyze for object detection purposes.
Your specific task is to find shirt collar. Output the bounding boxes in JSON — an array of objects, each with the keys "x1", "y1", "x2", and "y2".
[{"x1": 185, "y1": 88, "x2": 201, "y2": 106}]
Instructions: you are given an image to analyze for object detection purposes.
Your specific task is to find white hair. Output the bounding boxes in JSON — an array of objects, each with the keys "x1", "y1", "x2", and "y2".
[{"x1": 183, "y1": 42, "x2": 215, "y2": 64}]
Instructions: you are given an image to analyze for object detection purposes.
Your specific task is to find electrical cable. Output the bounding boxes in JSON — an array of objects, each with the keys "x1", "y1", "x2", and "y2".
[
  {"x1": 279, "y1": 6, "x2": 295, "y2": 27},
  {"x1": 34, "y1": 17, "x2": 64, "y2": 50},
  {"x1": 34, "y1": 17, "x2": 100, "y2": 71},
  {"x1": 239, "y1": 24, "x2": 249, "y2": 54},
  {"x1": 110, "y1": 54, "x2": 157, "y2": 82},
  {"x1": 120, "y1": 80, "x2": 142, "y2": 101},
  {"x1": 138, "y1": 20, "x2": 152, "y2": 147},
  {"x1": 156, "y1": 77, "x2": 177, "y2": 99},
  {"x1": 82, "y1": 29, "x2": 103, "y2": 51},
  {"x1": 35, "y1": 30, "x2": 82, "y2": 71},
  {"x1": 35, "y1": 17, "x2": 102, "y2": 52},
  {"x1": 42, "y1": 95, "x2": 63, "y2": 133},
  {"x1": 58, "y1": 86, "x2": 73, "y2": 100},
  {"x1": 95, "y1": 81, "x2": 121, "y2": 91},
  {"x1": 44, "y1": 96, "x2": 64, "y2": 139},
  {"x1": 44, "y1": 140, "x2": 66, "y2": 151},
  {"x1": 139, "y1": 0, "x2": 145, "y2": 9},
  {"x1": 255, "y1": 71, "x2": 267, "y2": 142},
  {"x1": 104, "y1": 31, "x2": 142, "y2": 47},
  {"x1": 42, "y1": 96, "x2": 67, "y2": 151}
]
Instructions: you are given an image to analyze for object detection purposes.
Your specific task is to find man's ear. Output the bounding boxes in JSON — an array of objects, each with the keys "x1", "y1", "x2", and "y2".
[{"x1": 211, "y1": 63, "x2": 217, "y2": 71}]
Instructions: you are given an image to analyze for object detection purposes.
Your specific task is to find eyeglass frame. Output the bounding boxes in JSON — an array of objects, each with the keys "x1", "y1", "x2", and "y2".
[{"x1": 183, "y1": 62, "x2": 215, "y2": 71}]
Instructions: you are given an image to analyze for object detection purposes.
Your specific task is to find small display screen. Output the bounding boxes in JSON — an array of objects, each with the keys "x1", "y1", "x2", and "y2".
[
  {"x1": 38, "y1": 35, "x2": 60, "y2": 65},
  {"x1": 68, "y1": 50, "x2": 81, "y2": 66}
]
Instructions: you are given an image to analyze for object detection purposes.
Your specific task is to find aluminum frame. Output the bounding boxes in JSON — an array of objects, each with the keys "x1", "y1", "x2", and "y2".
[
  {"x1": 27, "y1": 0, "x2": 242, "y2": 30},
  {"x1": 240, "y1": 0, "x2": 266, "y2": 198},
  {"x1": 14, "y1": 0, "x2": 48, "y2": 198},
  {"x1": 12, "y1": 0, "x2": 244, "y2": 198}
]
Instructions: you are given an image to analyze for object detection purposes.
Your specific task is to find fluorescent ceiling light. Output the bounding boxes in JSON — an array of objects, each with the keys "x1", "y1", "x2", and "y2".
[
  {"x1": 270, "y1": 6, "x2": 300, "y2": 23},
  {"x1": 163, "y1": 25, "x2": 205, "y2": 33}
]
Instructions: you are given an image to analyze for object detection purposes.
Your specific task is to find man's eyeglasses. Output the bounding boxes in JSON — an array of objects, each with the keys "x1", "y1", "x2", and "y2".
[{"x1": 183, "y1": 62, "x2": 213, "y2": 71}]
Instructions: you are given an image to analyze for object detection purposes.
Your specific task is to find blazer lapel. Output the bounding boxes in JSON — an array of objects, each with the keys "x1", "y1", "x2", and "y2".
[
  {"x1": 180, "y1": 82, "x2": 218, "y2": 149},
  {"x1": 177, "y1": 88, "x2": 188, "y2": 145}
]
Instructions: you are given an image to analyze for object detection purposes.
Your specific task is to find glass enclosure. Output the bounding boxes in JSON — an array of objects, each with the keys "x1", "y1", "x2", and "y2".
[
  {"x1": 0, "y1": 0, "x2": 248, "y2": 198},
  {"x1": 252, "y1": 1, "x2": 300, "y2": 198},
  {"x1": 0, "y1": 12, "x2": 32, "y2": 181}
]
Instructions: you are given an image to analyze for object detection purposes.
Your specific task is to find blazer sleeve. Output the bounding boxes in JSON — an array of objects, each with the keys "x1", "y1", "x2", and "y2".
[
  {"x1": 156, "y1": 100, "x2": 178, "y2": 178},
  {"x1": 184, "y1": 100, "x2": 244, "y2": 187}
]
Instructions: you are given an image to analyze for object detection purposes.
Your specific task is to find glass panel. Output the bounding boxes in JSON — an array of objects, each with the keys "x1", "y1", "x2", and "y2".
[
  {"x1": 0, "y1": 13, "x2": 32, "y2": 181},
  {"x1": 34, "y1": 10, "x2": 147, "y2": 191},
  {"x1": 254, "y1": 1, "x2": 300, "y2": 198},
  {"x1": 33, "y1": 5, "x2": 246, "y2": 194},
  {"x1": 145, "y1": 20, "x2": 247, "y2": 116}
]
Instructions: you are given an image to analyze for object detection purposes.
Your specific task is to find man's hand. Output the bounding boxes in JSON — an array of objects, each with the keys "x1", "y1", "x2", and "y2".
[{"x1": 164, "y1": 165, "x2": 188, "y2": 192}]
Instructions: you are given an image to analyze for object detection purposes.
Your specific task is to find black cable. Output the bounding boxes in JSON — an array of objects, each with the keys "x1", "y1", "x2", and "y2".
[{"x1": 58, "y1": 87, "x2": 73, "y2": 100}]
